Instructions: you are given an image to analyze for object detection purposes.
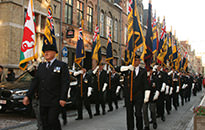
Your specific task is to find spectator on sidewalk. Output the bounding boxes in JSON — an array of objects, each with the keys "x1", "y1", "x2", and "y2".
[{"x1": 0, "y1": 65, "x2": 6, "y2": 83}]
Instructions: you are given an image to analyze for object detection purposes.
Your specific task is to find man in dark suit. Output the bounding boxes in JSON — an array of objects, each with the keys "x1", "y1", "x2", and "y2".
[
  {"x1": 155, "y1": 65, "x2": 166, "y2": 122},
  {"x1": 120, "y1": 55, "x2": 150, "y2": 130},
  {"x1": 92, "y1": 63, "x2": 107, "y2": 116},
  {"x1": 23, "y1": 43, "x2": 69, "y2": 130},
  {"x1": 73, "y1": 68, "x2": 93, "y2": 120},
  {"x1": 106, "y1": 67, "x2": 120, "y2": 112}
]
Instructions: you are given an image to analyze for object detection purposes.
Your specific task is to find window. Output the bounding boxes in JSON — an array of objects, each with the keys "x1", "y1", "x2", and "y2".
[
  {"x1": 77, "y1": 0, "x2": 84, "y2": 26},
  {"x1": 124, "y1": 27, "x2": 127, "y2": 44},
  {"x1": 87, "y1": 6, "x2": 93, "y2": 32},
  {"x1": 100, "y1": 12, "x2": 104, "y2": 36},
  {"x1": 41, "y1": 15, "x2": 46, "y2": 32},
  {"x1": 127, "y1": 0, "x2": 129, "y2": 15},
  {"x1": 106, "y1": 16, "x2": 113, "y2": 38},
  {"x1": 65, "y1": 0, "x2": 73, "y2": 24},
  {"x1": 114, "y1": 20, "x2": 118, "y2": 42}
]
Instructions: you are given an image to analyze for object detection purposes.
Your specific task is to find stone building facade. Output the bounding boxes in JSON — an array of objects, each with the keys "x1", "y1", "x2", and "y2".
[
  {"x1": 0, "y1": 0, "x2": 146, "y2": 71},
  {"x1": 0, "y1": 0, "x2": 61, "y2": 69}
]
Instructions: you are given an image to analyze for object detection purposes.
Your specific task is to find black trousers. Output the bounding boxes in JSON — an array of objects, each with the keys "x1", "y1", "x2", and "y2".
[
  {"x1": 179, "y1": 89, "x2": 185, "y2": 105},
  {"x1": 107, "y1": 89, "x2": 118, "y2": 110},
  {"x1": 126, "y1": 99, "x2": 143, "y2": 130},
  {"x1": 156, "y1": 92, "x2": 165, "y2": 117},
  {"x1": 94, "y1": 91, "x2": 105, "y2": 114},
  {"x1": 165, "y1": 94, "x2": 171, "y2": 113},
  {"x1": 76, "y1": 96, "x2": 92, "y2": 118},
  {"x1": 40, "y1": 106, "x2": 61, "y2": 130}
]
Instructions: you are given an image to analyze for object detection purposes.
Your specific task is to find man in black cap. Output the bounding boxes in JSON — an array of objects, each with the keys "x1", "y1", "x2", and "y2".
[
  {"x1": 23, "y1": 43, "x2": 69, "y2": 130},
  {"x1": 120, "y1": 55, "x2": 150, "y2": 130}
]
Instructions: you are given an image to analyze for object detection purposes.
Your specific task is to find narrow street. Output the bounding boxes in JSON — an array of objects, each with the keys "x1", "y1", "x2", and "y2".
[{"x1": 3, "y1": 91, "x2": 203, "y2": 130}]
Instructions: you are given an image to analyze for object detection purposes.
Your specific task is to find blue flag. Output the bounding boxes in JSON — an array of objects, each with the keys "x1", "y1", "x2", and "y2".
[
  {"x1": 106, "y1": 31, "x2": 113, "y2": 68},
  {"x1": 75, "y1": 20, "x2": 85, "y2": 68},
  {"x1": 143, "y1": 1, "x2": 153, "y2": 70}
]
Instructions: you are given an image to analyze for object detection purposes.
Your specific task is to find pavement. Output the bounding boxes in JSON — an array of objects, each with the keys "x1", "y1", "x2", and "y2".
[{"x1": 2, "y1": 90, "x2": 205, "y2": 130}]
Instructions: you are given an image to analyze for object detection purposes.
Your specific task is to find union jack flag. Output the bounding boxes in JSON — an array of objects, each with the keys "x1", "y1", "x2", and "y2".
[
  {"x1": 92, "y1": 25, "x2": 101, "y2": 64},
  {"x1": 160, "y1": 18, "x2": 166, "y2": 40},
  {"x1": 106, "y1": 31, "x2": 113, "y2": 68},
  {"x1": 75, "y1": 20, "x2": 85, "y2": 68}
]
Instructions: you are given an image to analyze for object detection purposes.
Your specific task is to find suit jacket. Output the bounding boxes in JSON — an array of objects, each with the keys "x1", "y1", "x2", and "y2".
[
  {"x1": 27, "y1": 59, "x2": 69, "y2": 107},
  {"x1": 76, "y1": 70, "x2": 93, "y2": 98},
  {"x1": 126, "y1": 67, "x2": 149, "y2": 101},
  {"x1": 149, "y1": 71, "x2": 160, "y2": 101},
  {"x1": 93, "y1": 70, "x2": 107, "y2": 93}
]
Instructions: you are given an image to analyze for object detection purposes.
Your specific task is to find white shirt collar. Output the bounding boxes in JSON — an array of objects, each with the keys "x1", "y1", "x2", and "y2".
[
  {"x1": 135, "y1": 66, "x2": 139, "y2": 76},
  {"x1": 47, "y1": 58, "x2": 56, "y2": 66}
]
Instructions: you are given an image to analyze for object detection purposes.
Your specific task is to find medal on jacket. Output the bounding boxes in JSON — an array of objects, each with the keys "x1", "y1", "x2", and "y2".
[{"x1": 53, "y1": 66, "x2": 61, "y2": 73}]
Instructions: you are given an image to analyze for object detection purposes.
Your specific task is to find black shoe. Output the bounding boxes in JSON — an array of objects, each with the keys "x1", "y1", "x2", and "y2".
[
  {"x1": 149, "y1": 120, "x2": 153, "y2": 123},
  {"x1": 143, "y1": 127, "x2": 150, "y2": 130},
  {"x1": 161, "y1": 116, "x2": 165, "y2": 122},
  {"x1": 89, "y1": 114, "x2": 93, "y2": 119},
  {"x1": 94, "y1": 113, "x2": 100, "y2": 116},
  {"x1": 108, "y1": 109, "x2": 113, "y2": 112},
  {"x1": 102, "y1": 111, "x2": 106, "y2": 115},
  {"x1": 75, "y1": 117, "x2": 83, "y2": 120},
  {"x1": 116, "y1": 105, "x2": 119, "y2": 109},
  {"x1": 167, "y1": 111, "x2": 170, "y2": 115},
  {"x1": 153, "y1": 123, "x2": 157, "y2": 129},
  {"x1": 63, "y1": 120, "x2": 67, "y2": 125}
]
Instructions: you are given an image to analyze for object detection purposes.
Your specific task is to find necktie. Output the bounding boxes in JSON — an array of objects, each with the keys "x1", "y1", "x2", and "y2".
[{"x1": 47, "y1": 61, "x2": 50, "y2": 68}]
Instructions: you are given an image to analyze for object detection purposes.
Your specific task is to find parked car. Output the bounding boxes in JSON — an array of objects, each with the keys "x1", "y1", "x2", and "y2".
[{"x1": 0, "y1": 70, "x2": 77, "y2": 115}]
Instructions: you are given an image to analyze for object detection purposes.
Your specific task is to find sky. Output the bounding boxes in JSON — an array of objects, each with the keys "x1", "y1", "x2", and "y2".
[{"x1": 143, "y1": 0, "x2": 205, "y2": 65}]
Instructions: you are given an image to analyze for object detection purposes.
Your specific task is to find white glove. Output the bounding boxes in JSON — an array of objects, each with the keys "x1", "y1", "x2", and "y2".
[
  {"x1": 27, "y1": 61, "x2": 38, "y2": 71},
  {"x1": 102, "y1": 83, "x2": 108, "y2": 92},
  {"x1": 168, "y1": 70, "x2": 173, "y2": 75},
  {"x1": 176, "y1": 86, "x2": 180, "y2": 93},
  {"x1": 182, "y1": 84, "x2": 186, "y2": 89},
  {"x1": 169, "y1": 87, "x2": 173, "y2": 95},
  {"x1": 152, "y1": 65, "x2": 158, "y2": 71},
  {"x1": 87, "y1": 87, "x2": 93, "y2": 97},
  {"x1": 165, "y1": 85, "x2": 169, "y2": 95},
  {"x1": 147, "y1": 72, "x2": 150, "y2": 77},
  {"x1": 93, "y1": 66, "x2": 99, "y2": 74},
  {"x1": 153, "y1": 90, "x2": 160, "y2": 101},
  {"x1": 192, "y1": 83, "x2": 195, "y2": 90},
  {"x1": 144, "y1": 90, "x2": 151, "y2": 103},
  {"x1": 120, "y1": 66, "x2": 129, "y2": 72},
  {"x1": 73, "y1": 70, "x2": 83, "y2": 76},
  {"x1": 161, "y1": 83, "x2": 166, "y2": 92},
  {"x1": 116, "y1": 86, "x2": 121, "y2": 94},
  {"x1": 128, "y1": 65, "x2": 134, "y2": 71},
  {"x1": 67, "y1": 88, "x2": 71, "y2": 99},
  {"x1": 107, "y1": 66, "x2": 111, "y2": 74}
]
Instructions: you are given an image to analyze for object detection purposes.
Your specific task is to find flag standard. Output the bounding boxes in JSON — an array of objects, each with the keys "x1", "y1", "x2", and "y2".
[
  {"x1": 127, "y1": 0, "x2": 145, "y2": 101},
  {"x1": 143, "y1": 1, "x2": 153, "y2": 70},
  {"x1": 75, "y1": 19, "x2": 85, "y2": 68},
  {"x1": 152, "y1": 12, "x2": 158, "y2": 54},
  {"x1": 92, "y1": 25, "x2": 102, "y2": 64},
  {"x1": 106, "y1": 31, "x2": 113, "y2": 68},
  {"x1": 19, "y1": 0, "x2": 37, "y2": 70}
]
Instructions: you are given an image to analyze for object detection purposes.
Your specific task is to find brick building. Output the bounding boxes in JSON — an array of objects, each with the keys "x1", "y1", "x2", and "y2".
[
  {"x1": 0, "y1": 0, "x2": 146, "y2": 71},
  {"x1": 0, "y1": 0, "x2": 61, "y2": 69}
]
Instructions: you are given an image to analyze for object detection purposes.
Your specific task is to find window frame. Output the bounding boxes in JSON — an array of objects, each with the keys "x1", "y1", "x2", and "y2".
[
  {"x1": 87, "y1": 6, "x2": 93, "y2": 32},
  {"x1": 65, "y1": 0, "x2": 73, "y2": 25},
  {"x1": 77, "y1": 0, "x2": 84, "y2": 26}
]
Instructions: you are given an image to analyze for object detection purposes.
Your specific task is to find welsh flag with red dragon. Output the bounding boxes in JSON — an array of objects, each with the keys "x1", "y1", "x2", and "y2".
[{"x1": 19, "y1": 0, "x2": 37, "y2": 70}]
